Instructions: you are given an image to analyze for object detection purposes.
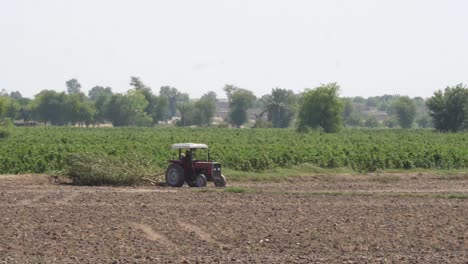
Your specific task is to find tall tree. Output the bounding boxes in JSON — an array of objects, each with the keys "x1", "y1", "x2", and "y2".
[
  {"x1": 342, "y1": 98, "x2": 353, "y2": 120},
  {"x1": 224, "y1": 85, "x2": 256, "y2": 128},
  {"x1": 9, "y1": 91, "x2": 22, "y2": 100},
  {"x1": 16, "y1": 98, "x2": 32, "y2": 123},
  {"x1": 160, "y1": 86, "x2": 180, "y2": 119},
  {"x1": 30, "y1": 90, "x2": 68, "y2": 126},
  {"x1": 77, "y1": 101, "x2": 96, "y2": 127},
  {"x1": 176, "y1": 102, "x2": 195, "y2": 127},
  {"x1": 152, "y1": 96, "x2": 169, "y2": 124},
  {"x1": 88, "y1": 86, "x2": 113, "y2": 101},
  {"x1": 426, "y1": 84, "x2": 468, "y2": 132},
  {"x1": 5, "y1": 99, "x2": 20, "y2": 120},
  {"x1": 65, "y1": 93, "x2": 85, "y2": 125},
  {"x1": 65, "y1": 93, "x2": 95, "y2": 126},
  {"x1": 0, "y1": 96, "x2": 8, "y2": 119},
  {"x1": 105, "y1": 90, "x2": 151, "y2": 127},
  {"x1": 223, "y1": 85, "x2": 237, "y2": 99},
  {"x1": 258, "y1": 88, "x2": 296, "y2": 128},
  {"x1": 364, "y1": 116, "x2": 380, "y2": 128},
  {"x1": 88, "y1": 86, "x2": 113, "y2": 125},
  {"x1": 346, "y1": 111, "x2": 364, "y2": 127},
  {"x1": 202, "y1": 91, "x2": 218, "y2": 103},
  {"x1": 416, "y1": 115, "x2": 432, "y2": 128},
  {"x1": 130, "y1": 77, "x2": 158, "y2": 122},
  {"x1": 105, "y1": 94, "x2": 126, "y2": 126},
  {"x1": 393, "y1": 96, "x2": 416, "y2": 128},
  {"x1": 130, "y1": 76, "x2": 149, "y2": 90},
  {"x1": 94, "y1": 98, "x2": 110, "y2": 126},
  {"x1": 193, "y1": 92, "x2": 217, "y2": 126},
  {"x1": 297, "y1": 83, "x2": 344, "y2": 133},
  {"x1": 66, "y1": 79, "x2": 82, "y2": 94}
]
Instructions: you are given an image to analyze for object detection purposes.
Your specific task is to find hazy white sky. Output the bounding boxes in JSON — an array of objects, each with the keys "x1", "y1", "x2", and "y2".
[{"x1": 1, "y1": 0, "x2": 467, "y2": 99}]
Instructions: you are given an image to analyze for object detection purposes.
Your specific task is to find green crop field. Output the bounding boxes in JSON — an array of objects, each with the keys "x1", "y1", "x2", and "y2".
[{"x1": 0, "y1": 127, "x2": 467, "y2": 174}]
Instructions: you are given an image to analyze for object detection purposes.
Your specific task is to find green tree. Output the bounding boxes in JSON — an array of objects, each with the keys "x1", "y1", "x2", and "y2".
[
  {"x1": 342, "y1": 98, "x2": 353, "y2": 119},
  {"x1": 130, "y1": 76, "x2": 149, "y2": 90},
  {"x1": 193, "y1": 92, "x2": 217, "y2": 126},
  {"x1": 125, "y1": 89, "x2": 153, "y2": 126},
  {"x1": 342, "y1": 98, "x2": 362, "y2": 127},
  {"x1": 160, "y1": 86, "x2": 180, "y2": 119},
  {"x1": 416, "y1": 115, "x2": 432, "y2": 128},
  {"x1": 392, "y1": 96, "x2": 416, "y2": 128},
  {"x1": 202, "y1": 91, "x2": 218, "y2": 103},
  {"x1": 224, "y1": 85, "x2": 256, "y2": 128},
  {"x1": 9, "y1": 91, "x2": 22, "y2": 100},
  {"x1": 384, "y1": 116, "x2": 398, "y2": 128},
  {"x1": 30, "y1": 90, "x2": 68, "y2": 126},
  {"x1": 176, "y1": 102, "x2": 195, "y2": 126},
  {"x1": 364, "y1": 116, "x2": 380, "y2": 128},
  {"x1": 65, "y1": 93, "x2": 87, "y2": 125},
  {"x1": 0, "y1": 96, "x2": 8, "y2": 119},
  {"x1": 297, "y1": 83, "x2": 344, "y2": 133},
  {"x1": 88, "y1": 86, "x2": 112, "y2": 101},
  {"x1": 16, "y1": 97, "x2": 32, "y2": 123},
  {"x1": 88, "y1": 86, "x2": 113, "y2": 125},
  {"x1": 258, "y1": 88, "x2": 296, "y2": 128},
  {"x1": 2, "y1": 92, "x2": 24, "y2": 121},
  {"x1": 353, "y1": 96, "x2": 365, "y2": 104},
  {"x1": 426, "y1": 84, "x2": 468, "y2": 132},
  {"x1": 105, "y1": 94, "x2": 126, "y2": 126},
  {"x1": 152, "y1": 96, "x2": 169, "y2": 124},
  {"x1": 77, "y1": 101, "x2": 96, "y2": 127},
  {"x1": 346, "y1": 111, "x2": 364, "y2": 127},
  {"x1": 252, "y1": 118, "x2": 273, "y2": 128},
  {"x1": 63, "y1": 92, "x2": 96, "y2": 126},
  {"x1": 5, "y1": 99, "x2": 20, "y2": 120},
  {"x1": 130, "y1": 77, "x2": 159, "y2": 123},
  {"x1": 105, "y1": 90, "x2": 151, "y2": 127},
  {"x1": 366, "y1": 97, "x2": 379, "y2": 107},
  {"x1": 66, "y1": 79, "x2": 82, "y2": 94}
]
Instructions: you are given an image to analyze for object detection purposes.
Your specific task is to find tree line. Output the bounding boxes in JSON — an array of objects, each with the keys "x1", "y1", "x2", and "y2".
[
  {"x1": 0, "y1": 77, "x2": 217, "y2": 127},
  {"x1": 0, "y1": 78, "x2": 467, "y2": 133}
]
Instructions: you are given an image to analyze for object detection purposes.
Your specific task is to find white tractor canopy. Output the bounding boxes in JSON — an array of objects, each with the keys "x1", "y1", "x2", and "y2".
[{"x1": 170, "y1": 143, "x2": 209, "y2": 150}]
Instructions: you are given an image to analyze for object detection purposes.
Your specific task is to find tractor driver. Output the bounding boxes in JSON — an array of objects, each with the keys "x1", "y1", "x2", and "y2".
[
  {"x1": 180, "y1": 150, "x2": 190, "y2": 161},
  {"x1": 184, "y1": 150, "x2": 191, "y2": 163}
]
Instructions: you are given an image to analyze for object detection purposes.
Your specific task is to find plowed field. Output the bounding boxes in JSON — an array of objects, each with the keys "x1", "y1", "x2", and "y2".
[{"x1": 1, "y1": 174, "x2": 467, "y2": 263}]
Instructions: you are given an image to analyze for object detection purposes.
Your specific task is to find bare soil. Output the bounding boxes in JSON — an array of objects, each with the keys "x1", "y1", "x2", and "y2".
[{"x1": 0, "y1": 174, "x2": 467, "y2": 263}]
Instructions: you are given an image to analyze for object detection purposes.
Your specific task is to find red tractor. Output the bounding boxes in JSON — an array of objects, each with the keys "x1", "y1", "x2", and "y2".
[{"x1": 165, "y1": 143, "x2": 226, "y2": 188}]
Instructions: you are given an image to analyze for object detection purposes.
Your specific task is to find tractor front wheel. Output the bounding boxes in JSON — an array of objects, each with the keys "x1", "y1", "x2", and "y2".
[
  {"x1": 195, "y1": 174, "x2": 207, "y2": 187},
  {"x1": 165, "y1": 164, "x2": 185, "y2": 187},
  {"x1": 214, "y1": 175, "x2": 226, "y2": 187}
]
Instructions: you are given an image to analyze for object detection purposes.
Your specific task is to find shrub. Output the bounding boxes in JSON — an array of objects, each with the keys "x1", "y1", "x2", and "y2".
[
  {"x1": 0, "y1": 119, "x2": 14, "y2": 139},
  {"x1": 63, "y1": 153, "x2": 153, "y2": 185},
  {"x1": 253, "y1": 118, "x2": 272, "y2": 128},
  {"x1": 0, "y1": 127, "x2": 11, "y2": 138}
]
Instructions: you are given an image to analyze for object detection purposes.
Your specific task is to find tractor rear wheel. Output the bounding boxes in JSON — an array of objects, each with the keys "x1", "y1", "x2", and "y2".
[
  {"x1": 214, "y1": 175, "x2": 226, "y2": 187},
  {"x1": 195, "y1": 174, "x2": 207, "y2": 187},
  {"x1": 165, "y1": 164, "x2": 185, "y2": 187}
]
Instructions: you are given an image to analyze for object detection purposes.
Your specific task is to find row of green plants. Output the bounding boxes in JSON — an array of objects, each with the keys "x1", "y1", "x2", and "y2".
[{"x1": 0, "y1": 127, "x2": 466, "y2": 174}]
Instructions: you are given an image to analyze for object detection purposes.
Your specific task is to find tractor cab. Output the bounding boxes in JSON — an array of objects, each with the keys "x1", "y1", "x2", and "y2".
[{"x1": 166, "y1": 143, "x2": 226, "y2": 188}]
